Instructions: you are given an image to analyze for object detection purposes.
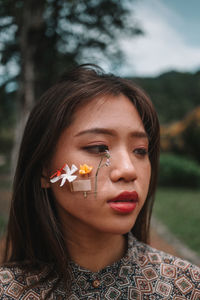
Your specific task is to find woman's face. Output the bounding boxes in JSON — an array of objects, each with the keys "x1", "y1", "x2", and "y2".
[{"x1": 47, "y1": 94, "x2": 151, "y2": 236}]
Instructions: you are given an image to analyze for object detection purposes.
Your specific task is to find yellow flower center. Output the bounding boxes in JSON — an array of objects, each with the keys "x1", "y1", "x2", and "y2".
[{"x1": 79, "y1": 164, "x2": 93, "y2": 175}]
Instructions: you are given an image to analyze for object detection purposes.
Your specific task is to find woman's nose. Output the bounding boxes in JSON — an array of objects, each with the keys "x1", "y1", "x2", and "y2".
[{"x1": 110, "y1": 150, "x2": 137, "y2": 182}]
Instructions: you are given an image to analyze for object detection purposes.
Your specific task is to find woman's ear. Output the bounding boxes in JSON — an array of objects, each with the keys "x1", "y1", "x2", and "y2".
[{"x1": 41, "y1": 169, "x2": 50, "y2": 188}]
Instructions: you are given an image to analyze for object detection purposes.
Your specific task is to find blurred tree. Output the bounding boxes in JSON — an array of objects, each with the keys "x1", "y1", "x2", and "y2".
[
  {"x1": 0, "y1": 0, "x2": 142, "y2": 168},
  {"x1": 133, "y1": 71, "x2": 200, "y2": 124},
  {"x1": 160, "y1": 107, "x2": 200, "y2": 163},
  {"x1": 181, "y1": 108, "x2": 200, "y2": 163}
]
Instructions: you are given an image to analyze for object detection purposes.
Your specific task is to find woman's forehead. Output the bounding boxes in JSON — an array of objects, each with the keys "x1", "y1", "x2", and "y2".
[{"x1": 63, "y1": 94, "x2": 146, "y2": 139}]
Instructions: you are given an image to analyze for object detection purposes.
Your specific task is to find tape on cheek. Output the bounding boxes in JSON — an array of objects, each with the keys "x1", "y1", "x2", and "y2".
[{"x1": 71, "y1": 179, "x2": 92, "y2": 192}]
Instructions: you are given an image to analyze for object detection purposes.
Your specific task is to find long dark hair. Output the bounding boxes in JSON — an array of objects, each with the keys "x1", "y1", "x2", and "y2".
[{"x1": 3, "y1": 64, "x2": 160, "y2": 285}]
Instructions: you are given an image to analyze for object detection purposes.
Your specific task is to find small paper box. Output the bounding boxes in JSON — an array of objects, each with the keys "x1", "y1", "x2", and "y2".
[{"x1": 72, "y1": 179, "x2": 92, "y2": 192}]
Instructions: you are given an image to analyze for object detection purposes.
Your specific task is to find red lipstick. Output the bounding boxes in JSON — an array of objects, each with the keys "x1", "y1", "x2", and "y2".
[{"x1": 108, "y1": 191, "x2": 138, "y2": 213}]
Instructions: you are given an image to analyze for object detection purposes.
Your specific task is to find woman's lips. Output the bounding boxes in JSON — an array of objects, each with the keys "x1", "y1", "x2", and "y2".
[{"x1": 107, "y1": 191, "x2": 139, "y2": 213}]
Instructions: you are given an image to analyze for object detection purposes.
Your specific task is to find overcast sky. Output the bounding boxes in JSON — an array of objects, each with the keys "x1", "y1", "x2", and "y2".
[{"x1": 118, "y1": 0, "x2": 200, "y2": 77}]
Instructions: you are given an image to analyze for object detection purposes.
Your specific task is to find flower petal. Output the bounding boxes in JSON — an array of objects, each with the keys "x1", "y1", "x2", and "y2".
[
  {"x1": 67, "y1": 175, "x2": 77, "y2": 183},
  {"x1": 60, "y1": 175, "x2": 68, "y2": 187},
  {"x1": 79, "y1": 164, "x2": 93, "y2": 175},
  {"x1": 71, "y1": 164, "x2": 78, "y2": 174},
  {"x1": 50, "y1": 175, "x2": 62, "y2": 183},
  {"x1": 63, "y1": 164, "x2": 70, "y2": 174}
]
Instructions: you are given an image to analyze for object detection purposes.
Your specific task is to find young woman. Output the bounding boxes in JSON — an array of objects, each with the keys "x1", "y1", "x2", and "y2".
[{"x1": 1, "y1": 65, "x2": 199, "y2": 299}]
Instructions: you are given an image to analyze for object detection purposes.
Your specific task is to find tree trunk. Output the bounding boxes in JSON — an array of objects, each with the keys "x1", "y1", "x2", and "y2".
[{"x1": 11, "y1": 0, "x2": 45, "y2": 174}]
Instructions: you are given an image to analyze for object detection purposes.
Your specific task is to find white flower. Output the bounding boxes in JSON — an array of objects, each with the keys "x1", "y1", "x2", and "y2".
[
  {"x1": 50, "y1": 164, "x2": 78, "y2": 187},
  {"x1": 105, "y1": 150, "x2": 111, "y2": 166}
]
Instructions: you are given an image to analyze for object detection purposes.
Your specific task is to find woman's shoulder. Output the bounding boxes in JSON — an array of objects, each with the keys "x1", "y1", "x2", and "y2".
[
  {"x1": 0, "y1": 262, "x2": 58, "y2": 299},
  {"x1": 128, "y1": 232, "x2": 200, "y2": 291},
  {"x1": 130, "y1": 233, "x2": 200, "y2": 269}
]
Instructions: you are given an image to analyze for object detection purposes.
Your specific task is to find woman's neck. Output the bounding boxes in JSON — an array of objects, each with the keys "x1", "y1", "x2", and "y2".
[{"x1": 65, "y1": 229, "x2": 127, "y2": 272}]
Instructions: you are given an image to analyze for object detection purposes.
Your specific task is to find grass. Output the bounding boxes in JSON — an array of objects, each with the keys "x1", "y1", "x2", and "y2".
[{"x1": 153, "y1": 187, "x2": 200, "y2": 255}]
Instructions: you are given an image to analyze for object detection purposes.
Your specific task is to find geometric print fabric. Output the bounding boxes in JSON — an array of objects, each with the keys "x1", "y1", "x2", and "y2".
[{"x1": 0, "y1": 232, "x2": 200, "y2": 299}]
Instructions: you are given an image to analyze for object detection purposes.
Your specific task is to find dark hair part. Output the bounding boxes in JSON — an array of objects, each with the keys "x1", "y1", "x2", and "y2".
[{"x1": 3, "y1": 64, "x2": 160, "y2": 291}]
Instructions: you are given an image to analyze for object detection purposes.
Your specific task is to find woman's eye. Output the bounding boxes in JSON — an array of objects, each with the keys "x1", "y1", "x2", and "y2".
[
  {"x1": 83, "y1": 144, "x2": 109, "y2": 154},
  {"x1": 134, "y1": 148, "x2": 148, "y2": 156}
]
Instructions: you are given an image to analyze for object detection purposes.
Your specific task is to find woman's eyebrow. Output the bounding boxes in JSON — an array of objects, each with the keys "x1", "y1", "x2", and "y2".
[
  {"x1": 74, "y1": 128, "x2": 114, "y2": 137},
  {"x1": 130, "y1": 131, "x2": 149, "y2": 139},
  {"x1": 74, "y1": 127, "x2": 148, "y2": 139}
]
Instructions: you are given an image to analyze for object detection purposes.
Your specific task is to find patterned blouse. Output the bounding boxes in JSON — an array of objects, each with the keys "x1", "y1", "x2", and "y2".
[{"x1": 0, "y1": 233, "x2": 200, "y2": 299}]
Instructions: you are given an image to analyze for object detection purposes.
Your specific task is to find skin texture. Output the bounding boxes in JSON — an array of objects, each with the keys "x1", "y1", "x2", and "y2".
[{"x1": 44, "y1": 94, "x2": 151, "y2": 271}]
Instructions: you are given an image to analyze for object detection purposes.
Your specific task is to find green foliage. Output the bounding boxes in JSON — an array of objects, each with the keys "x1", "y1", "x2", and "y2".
[
  {"x1": 0, "y1": 86, "x2": 16, "y2": 129},
  {"x1": 159, "y1": 153, "x2": 200, "y2": 188},
  {"x1": 0, "y1": 127, "x2": 13, "y2": 174},
  {"x1": 160, "y1": 108, "x2": 200, "y2": 163},
  {"x1": 0, "y1": 127, "x2": 13, "y2": 150},
  {"x1": 153, "y1": 188, "x2": 200, "y2": 255},
  {"x1": 181, "y1": 118, "x2": 200, "y2": 163},
  {"x1": 133, "y1": 71, "x2": 200, "y2": 124}
]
